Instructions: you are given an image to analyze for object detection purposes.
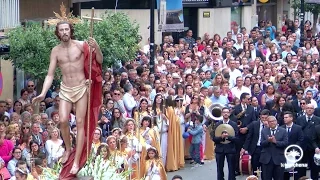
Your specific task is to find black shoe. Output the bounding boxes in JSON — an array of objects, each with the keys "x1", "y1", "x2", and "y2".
[
  {"x1": 200, "y1": 162, "x2": 204, "y2": 165},
  {"x1": 190, "y1": 161, "x2": 195, "y2": 164},
  {"x1": 235, "y1": 171, "x2": 241, "y2": 176}
]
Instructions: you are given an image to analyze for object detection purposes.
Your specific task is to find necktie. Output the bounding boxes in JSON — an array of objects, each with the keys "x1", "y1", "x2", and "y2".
[
  {"x1": 271, "y1": 129, "x2": 276, "y2": 135},
  {"x1": 262, "y1": 124, "x2": 265, "y2": 129},
  {"x1": 308, "y1": 117, "x2": 312, "y2": 122},
  {"x1": 287, "y1": 127, "x2": 291, "y2": 133},
  {"x1": 254, "y1": 107, "x2": 257, "y2": 111}
]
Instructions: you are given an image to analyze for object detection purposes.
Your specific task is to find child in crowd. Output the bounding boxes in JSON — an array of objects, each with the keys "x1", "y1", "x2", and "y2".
[{"x1": 187, "y1": 115, "x2": 203, "y2": 166}]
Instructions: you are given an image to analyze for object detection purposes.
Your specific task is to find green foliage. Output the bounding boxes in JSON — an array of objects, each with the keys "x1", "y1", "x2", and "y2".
[
  {"x1": 75, "y1": 12, "x2": 140, "y2": 70},
  {"x1": 2, "y1": 12, "x2": 140, "y2": 81},
  {"x1": 4, "y1": 23, "x2": 58, "y2": 80},
  {"x1": 291, "y1": 1, "x2": 320, "y2": 14}
]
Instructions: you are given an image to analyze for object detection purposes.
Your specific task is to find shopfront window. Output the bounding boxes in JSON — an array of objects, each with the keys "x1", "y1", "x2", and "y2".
[{"x1": 231, "y1": 6, "x2": 242, "y2": 28}]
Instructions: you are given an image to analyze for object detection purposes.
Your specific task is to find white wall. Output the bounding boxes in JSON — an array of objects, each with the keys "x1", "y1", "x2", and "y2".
[
  {"x1": 197, "y1": 8, "x2": 231, "y2": 39},
  {"x1": 81, "y1": 9, "x2": 162, "y2": 45},
  {"x1": 242, "y1": 6, "x2": 253, "y2": 30}
]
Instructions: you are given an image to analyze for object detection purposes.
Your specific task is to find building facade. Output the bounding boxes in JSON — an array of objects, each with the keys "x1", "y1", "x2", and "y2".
[{"x1": 81, "y1": 0, "x2": 297, "y2": 45}]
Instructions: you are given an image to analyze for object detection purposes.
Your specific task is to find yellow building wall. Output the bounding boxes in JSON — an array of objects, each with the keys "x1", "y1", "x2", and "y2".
[{"x1": 0, "y1": 59, "x2": 14, "y2": 100}]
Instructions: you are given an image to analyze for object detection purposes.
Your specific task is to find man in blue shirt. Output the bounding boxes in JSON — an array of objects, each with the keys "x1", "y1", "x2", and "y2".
[{"x1": 210, "y1": 86, "x2": 229, "y2": 106}]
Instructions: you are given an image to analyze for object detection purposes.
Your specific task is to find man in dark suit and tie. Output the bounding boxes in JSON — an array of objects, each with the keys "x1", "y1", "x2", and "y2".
[
  {"x1": 291, "y1": 88, "x2": 304, "y2": 115},
  {"x1": 241, "y1": 109, "x2": 270, "y2": 176},
  {"x1": 259, "y1": 115, "x2": 288, "y2": 180},
  {"x1": 314, "y1": 124, "x2": 320, "y2": 177},
  {"x1": 212, "y1": 107, "x2": 238, "y2": 180},
  {"x1": 295, "y1": 104, "x2": 320, "y2": 180},
  {"x1": 249, "y1": 42, "x2": 263, "y2": 60},
  {"x1": 233, "y1": 92, "x2": 256, "y2": 175},
  {"x1": 282, "y1": 111, "x2": 304, "y2": 180},
  {"x1": 250, "y1": 96, "x2": 261, "y2": 120},
  {"x1": 31, "y1": 122, "x2": 44, "y2": 147}
]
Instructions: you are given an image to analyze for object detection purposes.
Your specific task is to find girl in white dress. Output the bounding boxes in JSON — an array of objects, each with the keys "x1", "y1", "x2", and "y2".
[{"x1": 144, "y1": 147, "x2": 167, "y2": 180}]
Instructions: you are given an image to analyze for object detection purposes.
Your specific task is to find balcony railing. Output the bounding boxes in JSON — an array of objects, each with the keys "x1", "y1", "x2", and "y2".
[{"x1": 0, "y1": 0, "x2": 20, "y2": 30}]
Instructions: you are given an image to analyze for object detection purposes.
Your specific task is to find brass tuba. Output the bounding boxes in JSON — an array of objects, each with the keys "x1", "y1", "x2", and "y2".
[
  {"x1": 208, "y1": 103, "x2": 224, "y2": 139},
  {"x1": 208, "y1": 103, "x2": 224, "y2": 121}
]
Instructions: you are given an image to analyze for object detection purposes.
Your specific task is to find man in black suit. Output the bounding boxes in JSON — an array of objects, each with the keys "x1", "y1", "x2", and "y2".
[
  {"x1": 250, "y1": 96, "x2": 261, "y2": 120},
  {"x1": 249, "y1": 41, "x2": 263, "y2": 60},
  {"x1": 314, "y1": 124, "x2": 320, "y2": 176},
  {"x1": 295, "y1": 104, "x2": 320, "y2": 180},
  {"x1": 295, "y1": 98, "x2": 308, "y2": 117},
  {"x1": 259, "y1": 115, "x2": 288, "y2": 180},
  {"x1": 282, "y1": 111, "x2": 304, "y2": 180},
  {"x1": 291, "y1": 88, "x2": 304, "y2": 115},
  {"x1": 31, "y1": 122, "x2": 44, "y2": 147},
  {"x1": 313, "y1": 106, "x2": 320, "y2": 117},
  {"x1": 241, "y1": 109, "x2": 270, "y2": 176},
  {"x1": 212, "y1": 107, "x2": 238, "y2": 180},
  {"x1": 233, "y1": 92, "x2": 256, "y2": 175}
]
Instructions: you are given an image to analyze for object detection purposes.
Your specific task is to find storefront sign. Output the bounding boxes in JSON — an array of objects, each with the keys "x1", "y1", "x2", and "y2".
[
  {"x1": 157, "y1": 0, "x2": 184, "y2": 32},
  {"x1": 203, "y1": 11, "x2": 210, "y2": 18},
  {"x1": 182, "y1": 0, "x2": 209, "y2": 4},
  {"x1": 182, "y1": 0, "x2": 211, "y2": 7}
]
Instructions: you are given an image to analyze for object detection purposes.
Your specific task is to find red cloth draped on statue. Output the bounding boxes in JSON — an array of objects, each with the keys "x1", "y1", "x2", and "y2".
[{"x1": 59, "y1": 42, "x2": 102, "y2": 180}]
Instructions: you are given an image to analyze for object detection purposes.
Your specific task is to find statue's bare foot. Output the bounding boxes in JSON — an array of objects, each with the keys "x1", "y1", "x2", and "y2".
[
  {"x1": 61, "y1": 150, "x2": 71, "y2": 164},
  {"x1": 70, "y1": 164, "x2": 80, "y2": 174}
]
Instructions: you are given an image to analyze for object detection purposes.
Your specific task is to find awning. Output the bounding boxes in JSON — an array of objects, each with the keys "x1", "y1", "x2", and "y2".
[{"x1": 72, "y1": 0, "x2": 101, "y2": 3}]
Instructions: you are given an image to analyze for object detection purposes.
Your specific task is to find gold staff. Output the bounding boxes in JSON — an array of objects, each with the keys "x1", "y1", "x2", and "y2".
[
  {"x1": 82, "y1": 8, "x2": 103, "y2": 159},
  {"x1": 137, "y1": 111, "x2": 141, "y2": 180},
  {"x1": 159, "y1": 96, "x2": 166, "y2": 144}
]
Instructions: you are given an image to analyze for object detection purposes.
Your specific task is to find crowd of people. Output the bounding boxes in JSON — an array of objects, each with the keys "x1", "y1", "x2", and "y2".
[{"x1": 1, "y1": 17, "x2": 320, "y2": 180}]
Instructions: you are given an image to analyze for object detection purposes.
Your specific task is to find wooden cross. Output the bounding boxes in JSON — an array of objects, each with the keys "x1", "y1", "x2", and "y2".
[
  {"x1": 81, "y1": 7, "x2": 102, "y2": 159},
  {"x1": 289, "y1": 168, "x2": 298, "y2": 180},
  {"x1": 254, "y1": 168, "x2": 262, "y2": 179}
]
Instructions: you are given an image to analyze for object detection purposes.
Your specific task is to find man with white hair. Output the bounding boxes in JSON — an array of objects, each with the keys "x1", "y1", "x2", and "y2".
[
  {"x1": 259, "y1": 116, "x2": 287, "y2": 180},
  {"x1": 296, "y1": 104, "x2": 320, "y2": 180}
]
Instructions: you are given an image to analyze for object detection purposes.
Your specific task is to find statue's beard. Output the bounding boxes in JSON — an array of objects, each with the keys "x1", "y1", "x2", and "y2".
[{"x1": 61, "y1": 34, "x2": 70, "y2": 42}]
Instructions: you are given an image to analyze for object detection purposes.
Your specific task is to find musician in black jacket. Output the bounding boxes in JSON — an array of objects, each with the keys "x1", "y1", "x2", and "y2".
[
  {"x1": 250, "y1": 96, "x2": 261, "y2": 120},
  {"x1": 291, "y1": 88, "x2": 304, "y2": 115},
  {"x1": 212, "y1": 107, "x2": 238, "y2": 180},
  {"x1": 314, "y1": 124, "x2": 320, "y2": 176},
  {"x1": 295, "y1": 104, "x2": 320, "y2": 180},
  {"x1": 241, "y1": 109, "x2": 270, "y2": 176},
  {"x1": 233, "y1": 92, "x2": 256, "y2": 175},
  {"x1": 259, "y1": 116, "x2": 288, "y2": 180},
  {"x1": 282, "y1": 111, "x2": 304, "y2": 180}
]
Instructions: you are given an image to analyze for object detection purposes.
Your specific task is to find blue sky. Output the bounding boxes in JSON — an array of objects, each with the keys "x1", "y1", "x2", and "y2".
[{"x1": 157, "y1": 0, "x2": 183, "y2": 10}]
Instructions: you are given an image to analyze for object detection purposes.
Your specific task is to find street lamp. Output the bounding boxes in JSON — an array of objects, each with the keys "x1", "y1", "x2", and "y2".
[
  {"x1": 299, "y1": 0, "x2": 305, "y2": 47},
  {"x1": 149, "y1": 0, "x2": 155, "y2": 73}
]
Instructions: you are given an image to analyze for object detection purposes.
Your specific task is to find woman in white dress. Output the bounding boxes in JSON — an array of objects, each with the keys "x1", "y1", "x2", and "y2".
[
  {"x1": 45, "y1": 127, "x2": 64, "y2": 168},
  {"x1": 152, "y1": 94, "x2": 169, "y2": 166}
]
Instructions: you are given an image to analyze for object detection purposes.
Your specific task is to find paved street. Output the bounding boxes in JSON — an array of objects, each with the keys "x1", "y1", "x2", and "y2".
[
  {"x1": 167, "y1": 160, "x2": 250, "y2": 180},
  {"x1": 167, "y1": 160, "x2": 312, "y2": 180}
]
